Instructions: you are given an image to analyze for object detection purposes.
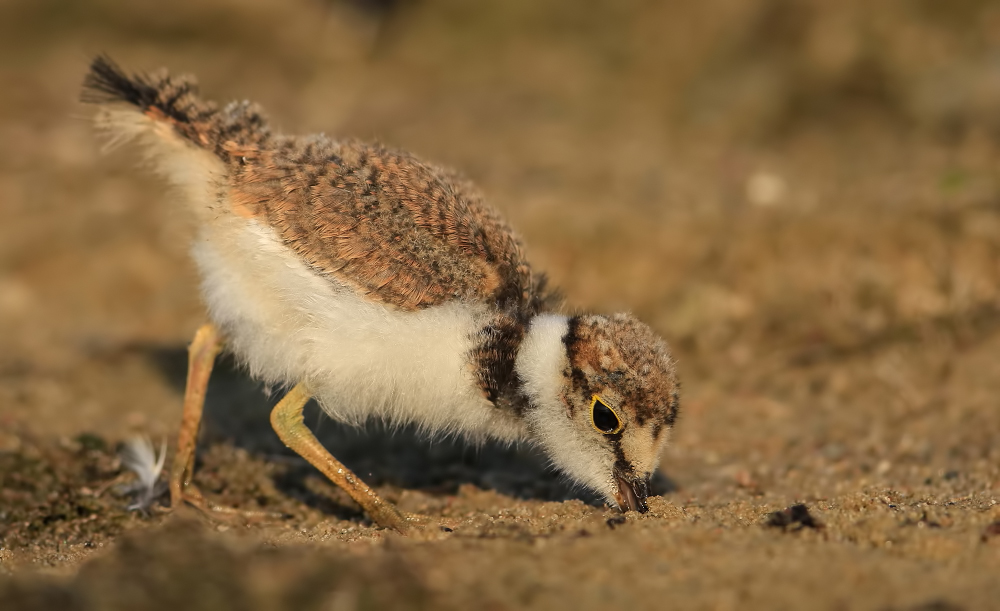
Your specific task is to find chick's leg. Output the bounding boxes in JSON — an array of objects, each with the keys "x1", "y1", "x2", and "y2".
[
  {"x1": 270, "y1": 383, "x2": 410, "y2": 533},
  {"x1": 169, "y1": 323, "x2": 222, "y2": 509}
]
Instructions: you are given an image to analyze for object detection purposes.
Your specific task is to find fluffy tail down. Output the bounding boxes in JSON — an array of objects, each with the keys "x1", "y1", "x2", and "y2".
[{"x1": 81, "y1": 55, "x2": 271, "y2": 160}]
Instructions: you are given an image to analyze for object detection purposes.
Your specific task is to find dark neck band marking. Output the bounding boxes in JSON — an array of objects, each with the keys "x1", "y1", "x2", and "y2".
[{"x1": 472, "y1": 312, "x2": 529, "y2": 414}]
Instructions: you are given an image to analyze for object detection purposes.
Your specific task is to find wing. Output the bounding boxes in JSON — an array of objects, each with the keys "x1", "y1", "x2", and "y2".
[{"x1": 228, "y1": 136, "x2": 546, "y2": 313}]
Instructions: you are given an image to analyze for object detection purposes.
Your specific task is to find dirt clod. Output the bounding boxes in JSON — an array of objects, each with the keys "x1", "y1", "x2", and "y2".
[
  {"x1": 605, "y1": 516, "x2": 628, "y2": 529},
  {"x1": 765, "y1": 504, "x2": 823, "y2": 531},
  {"x1": 981, "y1": 521, "x2": 1000, "y2": 543}
]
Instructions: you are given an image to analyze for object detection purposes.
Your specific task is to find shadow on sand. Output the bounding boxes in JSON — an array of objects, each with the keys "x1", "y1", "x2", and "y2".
[{"x1": 139, "y1": 344, "x2": 676, "y2": 513}]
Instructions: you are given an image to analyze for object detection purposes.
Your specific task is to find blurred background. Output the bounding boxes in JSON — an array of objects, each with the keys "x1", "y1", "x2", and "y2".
[{"x1": 2, "y1": 1, "x2": 1000, "y2": 608}]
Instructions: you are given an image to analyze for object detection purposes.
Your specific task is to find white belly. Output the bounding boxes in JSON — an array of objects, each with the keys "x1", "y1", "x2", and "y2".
[{"x1": 190, "y1": 217, "x2": 527, "y2": 442}]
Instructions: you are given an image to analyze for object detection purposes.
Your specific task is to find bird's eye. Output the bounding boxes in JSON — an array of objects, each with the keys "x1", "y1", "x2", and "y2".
[{"x1": 590, "y1": 395, "x2": 623, "y2": 434}]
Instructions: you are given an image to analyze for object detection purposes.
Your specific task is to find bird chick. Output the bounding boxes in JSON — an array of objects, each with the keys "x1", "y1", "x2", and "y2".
[{"x1": 82, "y1": 56, "x2": 679, "y2": 531}]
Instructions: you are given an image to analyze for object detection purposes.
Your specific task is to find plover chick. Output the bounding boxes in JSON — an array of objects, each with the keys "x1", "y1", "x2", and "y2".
[{"x1": 82, "y1": 56, "x2": 680, "y2": 533}]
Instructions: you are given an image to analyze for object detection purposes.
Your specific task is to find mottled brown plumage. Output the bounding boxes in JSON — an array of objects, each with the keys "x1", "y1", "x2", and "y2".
[
  {"x1": 85, "y1": 56, "x2": 548, "y2": 316},
  {"x1": 229, "y1": 137, "x2": 544, "y2": 313},
  {"x1": 82, "y1": 60, "x2": 271, "y2": 157}
]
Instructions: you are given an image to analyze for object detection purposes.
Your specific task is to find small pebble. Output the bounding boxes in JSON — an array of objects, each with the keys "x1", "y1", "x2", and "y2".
[
  {"x1": 980, "y1": 520, "x2": 1000, "y2": 543},
  {"x1": 765, "y1": 504, "x2": 823, "y2": 531}
]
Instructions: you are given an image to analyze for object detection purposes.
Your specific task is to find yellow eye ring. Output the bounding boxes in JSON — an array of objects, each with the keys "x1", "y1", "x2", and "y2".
[{"x1": 590, "y1": 395, "x2": 623, "y2": 434}]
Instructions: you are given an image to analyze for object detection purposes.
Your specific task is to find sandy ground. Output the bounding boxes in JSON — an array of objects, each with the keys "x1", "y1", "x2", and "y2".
[{"x1": 1, "y1": 1, "x2": 1000, "y2": 609}]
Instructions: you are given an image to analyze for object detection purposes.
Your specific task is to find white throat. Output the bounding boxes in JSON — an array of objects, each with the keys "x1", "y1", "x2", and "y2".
[
  {"x1": 514, "y1": 314, "x2": 570, "y2": 413},
  {"x1": 514, "y1": 313, "x2": 616, "y2": 499}
]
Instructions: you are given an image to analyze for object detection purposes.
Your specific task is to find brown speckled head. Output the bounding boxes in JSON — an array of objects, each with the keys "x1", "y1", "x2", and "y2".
[{"x1": 559, "y1": 313, "x2": 679, "y2": 511}]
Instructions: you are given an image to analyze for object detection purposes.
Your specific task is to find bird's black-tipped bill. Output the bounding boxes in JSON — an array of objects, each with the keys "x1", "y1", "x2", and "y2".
[{"x1": 615, "y1": 473, "x2": 650, "y2": 514}]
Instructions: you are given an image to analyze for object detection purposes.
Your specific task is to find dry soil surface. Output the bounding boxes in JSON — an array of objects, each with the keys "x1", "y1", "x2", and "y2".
[{"x1": 1, "y1": 1, "x2": 999, "y2": 610}]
